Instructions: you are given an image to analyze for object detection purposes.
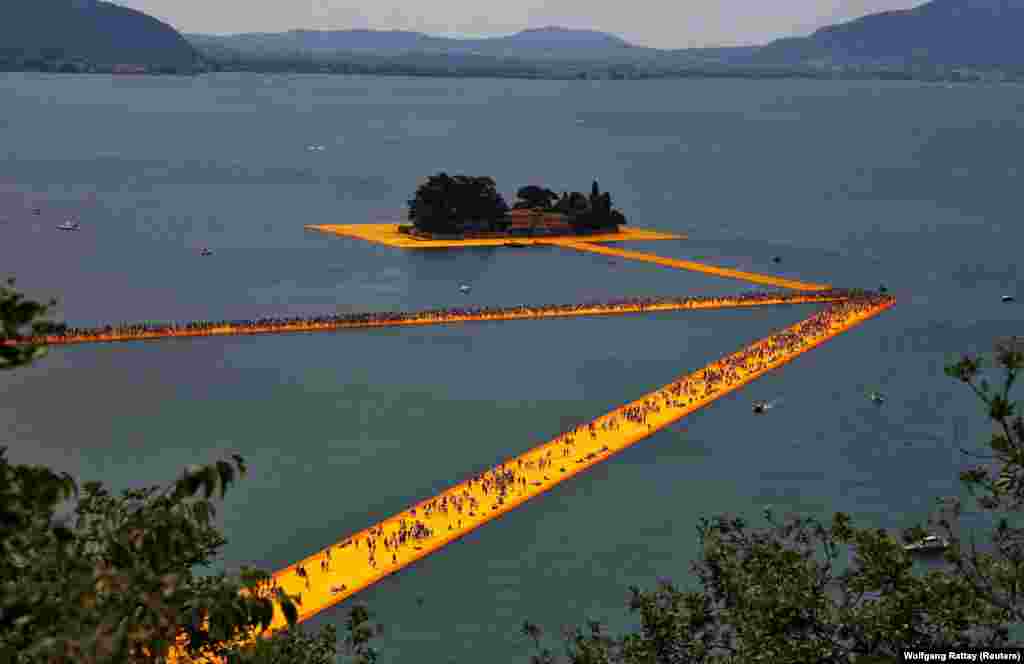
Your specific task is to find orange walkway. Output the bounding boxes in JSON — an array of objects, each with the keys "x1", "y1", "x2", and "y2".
[
  {"x1": 306, "y1": 223, "x2": 684, "y2": 248},
  {"x1": 245, "y1": 295, "x2": 893, "y2": 632},
  {"x1": 545, "y1": 239, "x2": 832, "y2": 292},
  {"x1": 87, "y1": 229, "x2": 886, "y2": 661},
  {"x1": 170, "y1": 293, "x2": 895, "y2": 661},
  {"x1": 5, "y1": 292, "x2": 850, "y2": 347}
]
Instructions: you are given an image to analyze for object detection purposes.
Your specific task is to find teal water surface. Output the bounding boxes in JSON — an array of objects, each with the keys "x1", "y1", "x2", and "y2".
[{"x1": 1, "y1": 73, "x2": 1022, "y2": 662}]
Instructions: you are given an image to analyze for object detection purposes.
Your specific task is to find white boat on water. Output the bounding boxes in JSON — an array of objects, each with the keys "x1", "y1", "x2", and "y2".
[
  {"x1": 56, "y1": 219, "x2": 80, "y2": 231},
  {"x1": 752, "y1": 398, "x2": 782, "y2": 414},
  {"x1": 200, "y1": 247, "x2": 214, "y2": 256},
  {"x1": 904, "y1": 534, "x2": 949, "y2": 553},
  {"x1": 459, "y1": 284, "x2": 472, "y2": 294}
]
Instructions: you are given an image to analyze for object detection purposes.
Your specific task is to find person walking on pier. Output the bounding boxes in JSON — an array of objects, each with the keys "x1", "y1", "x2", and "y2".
[{"x1": 206, "y1": 294, "x2": 891, "y2": 615}]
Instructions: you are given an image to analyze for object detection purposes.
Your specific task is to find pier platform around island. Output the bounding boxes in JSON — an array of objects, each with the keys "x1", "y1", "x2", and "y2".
[{"x1": 305, "y1": 223, "x2": 684, "y2": 248}]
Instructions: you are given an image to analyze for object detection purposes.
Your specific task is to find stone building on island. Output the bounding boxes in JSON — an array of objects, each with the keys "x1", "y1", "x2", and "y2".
[{"x1": 504, "y1": 208, "x2": 573, "y2": 236}]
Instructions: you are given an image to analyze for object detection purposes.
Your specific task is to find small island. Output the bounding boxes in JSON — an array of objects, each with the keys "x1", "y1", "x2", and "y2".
[
  {"x1": 401, "y1": 173, "x2": 627, "y2": 240},
  {"x1": 306, "y1": 173, "x2": 683, "y2": 248}
]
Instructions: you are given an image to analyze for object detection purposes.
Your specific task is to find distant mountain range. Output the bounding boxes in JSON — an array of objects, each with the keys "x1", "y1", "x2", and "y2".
[
  {"x1": 748, "y1": 0, "x2": 1024, "y2": 67},
  {"x1": 185, "y1": 26, "x2": 659, "y2": 63},
  {"x1": 0, "y1": 0, "x2": 198, "y2": 71},
  {"x1": 4, "y1": 0, "x2": 1024, "y2": 77},
  {"x1": 187, "y1": 0, "x2": 1024, "y2": 71}
]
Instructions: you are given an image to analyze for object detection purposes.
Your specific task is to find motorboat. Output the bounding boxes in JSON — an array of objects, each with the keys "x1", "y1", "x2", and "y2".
[
  {"x1": 752, "y1": 400, "x2": 768, "y2": 414},
  {"x1": 869, "y1": 391, "x2": 885, "y2": 404},
  {"x1": 459, "y1": 284, "x2": 472, "y2": 294},
  {"x1": 199, "y1": 247, "x2": 214, "y2": 256},
  {"x1": 56, "y1": 219, "x2": 80, "y2": 231},
  {"x1": 903, "y1": 534, "x2": 949, "y2": 553},
  {"x1": 1002, "y1": 295, "x2": 1016, "y2": 303}
]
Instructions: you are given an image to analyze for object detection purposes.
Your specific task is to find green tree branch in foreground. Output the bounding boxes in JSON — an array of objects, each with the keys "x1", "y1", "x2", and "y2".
[
  {"x1": 0, "y1": 277, "x2": 61, "y2": 370},
  {"x1": 0, "y1": 278, "x2": 382, "y2": 664},
  {"x1": 8, "y1": 274, "x2": 1024, "y2": 663},
  {"x1": 525, "y1": 341, "x2": 1023, "y2": 663}
]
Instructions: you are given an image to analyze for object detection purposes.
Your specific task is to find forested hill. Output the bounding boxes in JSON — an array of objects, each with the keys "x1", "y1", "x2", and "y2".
[
  {"x1": 187, "y1": 2, "x2": 1024, "y2": 77},
  {"x1": 747, "y1": 0, "x2": 1024, "y2": 66},
  {"x1": 185, "y1": 26, "x2": 655, "y2": 63},
  {"x1": 0, "y1": 0, "x2": 198, "y2": 71}
]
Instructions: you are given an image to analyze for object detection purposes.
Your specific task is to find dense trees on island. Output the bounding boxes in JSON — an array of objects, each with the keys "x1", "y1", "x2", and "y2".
[
  {"x1": 406, "y1": 173, "x2": 627, "y2": 237},
  {"x1": 404, "y1": 173, "x2": 510, "y2": 235},
  {"x1": 512, "y1": 185, "x2": 559, "y2": 210},
  {"x1": 4, "y1": 275, "x2": 1024, "y2": 662},
  {"x1": 542, "y1": 181, "x2": 627, "y2": 233}
]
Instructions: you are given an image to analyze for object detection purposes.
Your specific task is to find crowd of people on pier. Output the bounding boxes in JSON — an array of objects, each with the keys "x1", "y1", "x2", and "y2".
[
  {"x1": 10, "y1": 288, "x2": 877, "y2": 345},
  {"x1": 307, "y1": 463, "x2": 551, "y2": 592},
  {"x1": 598, "y1": 292, "x2": 896, "y2": 431},
  {"x1": 272, "y1": 292, "x2": 893, "y2": 602}
]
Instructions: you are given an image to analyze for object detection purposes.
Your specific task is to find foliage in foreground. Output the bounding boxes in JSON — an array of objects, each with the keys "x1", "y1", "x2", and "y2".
[
  {"x1": 7, "y1": 275, "x2": 1024, "y2": 663},
  {"x1": 522, "y1": 340, "x2": 1024, "y2": 663},
  {"x1": 0, "y1": 279, "x2": 382, "y2": 663},
  {"x1": 0, "y1": 277, "x2": 60, "y2": 370}
]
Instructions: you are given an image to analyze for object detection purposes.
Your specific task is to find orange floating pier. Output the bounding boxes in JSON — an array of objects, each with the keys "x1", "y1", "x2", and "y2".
[
  {"x1": 5, "y1": 292, "x2": 853, "y2": 347},
  {"x1": 170, "y1": 293, "x2": 895, "y2": 661},
  {"x1": 48, "y1": 222, "x2": 891, "y2": 661},
  {"x1": 249, "y1": 294, "x2": 893, "y2": 631},
  {"x1": 306, "y1": 223, "x2": 684, "y2": 248},
  {"x1": 546, "y1": 239, "x2": 832, "y2": 292}
]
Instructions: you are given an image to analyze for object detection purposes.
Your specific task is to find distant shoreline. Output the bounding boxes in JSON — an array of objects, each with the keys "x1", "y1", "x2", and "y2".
[{"x1": 2, "y1": 63, "x2": 1019, "y2": 84}]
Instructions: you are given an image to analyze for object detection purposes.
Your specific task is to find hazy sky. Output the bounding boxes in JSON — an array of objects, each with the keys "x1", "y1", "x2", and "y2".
[{"x1": 121, "y1": 0, "x2": 928, "y2": 49}]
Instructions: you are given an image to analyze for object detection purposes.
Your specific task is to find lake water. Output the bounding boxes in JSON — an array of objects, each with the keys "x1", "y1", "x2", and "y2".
[{"x1": 1, "y1": 73, "x2": 1022, "y2": 662}]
